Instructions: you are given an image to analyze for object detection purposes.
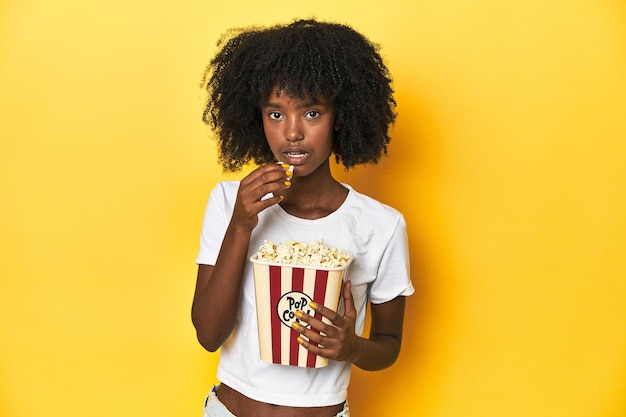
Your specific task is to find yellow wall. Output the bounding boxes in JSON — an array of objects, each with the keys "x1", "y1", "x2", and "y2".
[{"x1": 1, "y1": 0, "x2": 625, "y2": 416}]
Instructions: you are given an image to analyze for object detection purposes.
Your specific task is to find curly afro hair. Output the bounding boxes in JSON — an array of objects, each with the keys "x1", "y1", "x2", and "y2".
[{"x1": 201, "y1": 19, "x2": 396, "y2": 172}]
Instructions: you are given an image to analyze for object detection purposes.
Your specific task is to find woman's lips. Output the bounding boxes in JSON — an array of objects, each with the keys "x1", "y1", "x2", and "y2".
[{"x1": 282, "y1": 150, "x2": 309, "y2": 164}]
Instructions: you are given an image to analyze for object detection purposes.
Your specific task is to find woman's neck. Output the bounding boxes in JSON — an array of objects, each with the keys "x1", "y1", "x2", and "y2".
[{"x1": 279, "y1": 165, "x2": 348, "y2": 220}]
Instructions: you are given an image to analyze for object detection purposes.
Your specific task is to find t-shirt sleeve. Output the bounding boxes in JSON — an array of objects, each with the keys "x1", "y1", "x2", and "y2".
[
  {"x1": 368, "y1": 214, "x2": 414, "y2": 304},
  {"x1": 195, "y1": 182, "x2": 235, "y2": 266}
]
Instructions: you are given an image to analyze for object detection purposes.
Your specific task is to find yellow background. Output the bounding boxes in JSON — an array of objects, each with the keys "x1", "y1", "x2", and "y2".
[{"x1": 1, "y1": 0, "x2": 625, "y2": 416}]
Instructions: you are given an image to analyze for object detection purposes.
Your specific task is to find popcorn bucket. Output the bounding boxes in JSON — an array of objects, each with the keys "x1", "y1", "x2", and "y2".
[{"x1": 250, "y1": 255, "x2": 353, "y2": 368}]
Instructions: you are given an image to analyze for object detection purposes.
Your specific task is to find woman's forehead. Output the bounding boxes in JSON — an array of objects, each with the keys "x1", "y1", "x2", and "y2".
[{"x1": 265, "y1": 84, "x2": 333, "y2": 105}]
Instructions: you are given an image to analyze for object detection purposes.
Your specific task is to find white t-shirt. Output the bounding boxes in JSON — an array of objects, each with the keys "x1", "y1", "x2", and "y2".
[{"x1": 196, "y1": 181, "x2": 414, "y2": 407}]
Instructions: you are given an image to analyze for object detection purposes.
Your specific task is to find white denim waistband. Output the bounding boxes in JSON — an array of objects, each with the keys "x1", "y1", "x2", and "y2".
[{"x1": 203, "y1": 385, "x2": 349, "y2": 417}]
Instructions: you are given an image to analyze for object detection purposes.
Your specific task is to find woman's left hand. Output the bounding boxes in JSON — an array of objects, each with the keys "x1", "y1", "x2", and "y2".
[{"x1": 293, "y1": 280, "x2": 361, "y2": 363}]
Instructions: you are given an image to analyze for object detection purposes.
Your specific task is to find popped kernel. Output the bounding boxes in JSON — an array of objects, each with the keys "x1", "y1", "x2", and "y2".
[{"x1": 252, "y1": 240, "x2": 350, "y2": 268}]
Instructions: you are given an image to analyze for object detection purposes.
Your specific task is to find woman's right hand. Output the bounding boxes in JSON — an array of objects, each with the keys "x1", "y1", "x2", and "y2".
[
  {"x1": 192, "y1": 163, "x2": 292, "y2": 352},
  {"x1": 231, "y1": 163, "x2": 292, "y2": 231}
]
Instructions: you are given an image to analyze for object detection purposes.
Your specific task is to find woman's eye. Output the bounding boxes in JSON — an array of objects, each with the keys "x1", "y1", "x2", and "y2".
[
  {"x1": 305, "y1": 110, "x2": 320, "y2": 119},
  {"x1": 268, "y1": 112, "x2": 282, "y2": 120}
]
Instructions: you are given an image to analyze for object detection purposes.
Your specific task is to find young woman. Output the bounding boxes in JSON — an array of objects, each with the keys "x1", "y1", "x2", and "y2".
[{"x1": 192, "y1": 19, "x2": 414, "y2": 417}]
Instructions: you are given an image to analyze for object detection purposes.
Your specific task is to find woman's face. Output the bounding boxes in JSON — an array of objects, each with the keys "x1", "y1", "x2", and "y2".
[{"x1": 261, "y1": 85, "x2": 336, "y2": 178}]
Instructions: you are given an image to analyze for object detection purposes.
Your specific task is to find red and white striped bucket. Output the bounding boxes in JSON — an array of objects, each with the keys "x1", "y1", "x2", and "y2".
[{"x1": 251, "y1": 256, "x2": 353, "y2": 368}]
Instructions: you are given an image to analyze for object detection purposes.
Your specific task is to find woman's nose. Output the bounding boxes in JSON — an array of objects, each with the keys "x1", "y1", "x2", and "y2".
[{"x1": 285, "y1": 118, "x2": 304, "y2": 142}]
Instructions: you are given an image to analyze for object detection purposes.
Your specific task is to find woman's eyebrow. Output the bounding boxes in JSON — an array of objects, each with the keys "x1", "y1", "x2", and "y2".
[
  {"x1": 299, "y1": 99, "x2": 327, "y2": 108},
  {"x1": 262, "y1": 99, "x2": 330, "y2": 109}
]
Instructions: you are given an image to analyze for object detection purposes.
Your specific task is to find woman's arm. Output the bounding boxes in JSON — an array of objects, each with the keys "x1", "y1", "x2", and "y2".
[
  {"x1": 191, "y1": 224, "x2": 252, "y2": 352},
  {"x1": 351, "y1": 295, "x2": 406, "y2": 370},
  {"x1": 191, "y1": 164, "x2": 292, "y2": 351}
]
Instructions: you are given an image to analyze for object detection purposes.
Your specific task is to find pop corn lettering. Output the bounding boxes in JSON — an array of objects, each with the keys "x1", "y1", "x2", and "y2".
[{"x1": 277, "y1": 291, "x2": 313, "y2": 328}]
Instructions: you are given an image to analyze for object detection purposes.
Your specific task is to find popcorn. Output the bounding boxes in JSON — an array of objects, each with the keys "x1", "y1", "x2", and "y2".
[
  {"x1": 250, "y1": 239, "x2": 353, "y2": 367},
  {"x1": 252, "y1": 239, "x2": 350, "y2": 268},
  {"x1": 277, "y1": 162, "x2": 294, "y2": 175}
]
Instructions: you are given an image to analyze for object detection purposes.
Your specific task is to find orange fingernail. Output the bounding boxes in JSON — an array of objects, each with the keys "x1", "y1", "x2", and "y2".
[
  {"x1": 297, "y1": 337, "x2": 305, "y2": 345},
  {"x1": 284, "y1": 180, "x2": 291, "y2": 187},
  {"x1": 280, "y1": 162, "x2": 290, "y2": 169},
  {"x1": 294, "y1": 310, "x2": 303, "y2": 319},
  {"x1": 292, "y1": 322, "x2": 301, "y2": 330},
  {"x1": 309, "y1": 301, "x2": 318, "y2": 310}
]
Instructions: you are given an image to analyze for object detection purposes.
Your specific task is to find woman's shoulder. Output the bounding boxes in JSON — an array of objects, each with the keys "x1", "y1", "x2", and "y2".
[
  {"x1": 344, "y1": 186, "x2": 405, "y2": 224},
  {"x1": 209, "y1": 180, "x2": 240, "y2": 198}
]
